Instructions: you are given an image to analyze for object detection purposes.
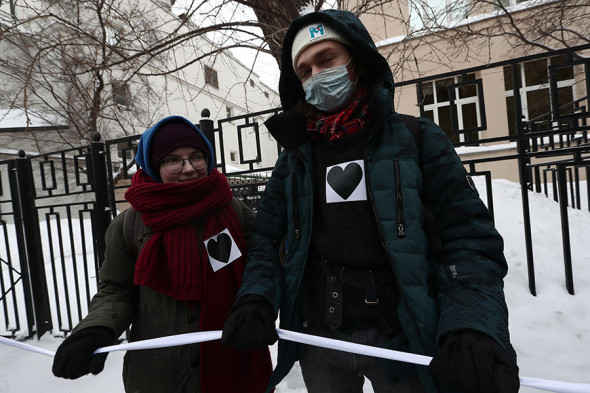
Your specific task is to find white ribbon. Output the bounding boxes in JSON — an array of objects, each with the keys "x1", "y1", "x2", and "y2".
[
  {"x1": 0, "y1": 335, "x2": 56, "y2": 357},
  {"x1": 518, "y1": 377, "x2": 590, "y2": 393},
  {"x1": 94, "y1": 330, "x2": 222, "y2": 354},
  {"x1": 276, "y1": 329, "x2": 590, "y2": 393},
  {"x1": 277, "y1": 328, "x2": 431, "y2": 365},
  {"x1": 2, "y1": 329, "x2": 589, "y2": 392}
]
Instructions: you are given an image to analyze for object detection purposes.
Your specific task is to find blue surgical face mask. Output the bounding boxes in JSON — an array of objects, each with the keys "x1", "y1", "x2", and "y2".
[{"x1": 302, "y1": 59, "x2": 356, "y2": 113}]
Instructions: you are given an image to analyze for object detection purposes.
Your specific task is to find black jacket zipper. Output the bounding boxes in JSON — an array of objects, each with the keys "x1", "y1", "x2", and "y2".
[
  {"x1": 366, "y1": 154, "x2": 427, "y2": 356},
  {"x1": 291, "y1": 173, "x2": 301, "y2": 239},
  {"x1": 394, "y1": 160, "x2": 406, "y2": 237}
]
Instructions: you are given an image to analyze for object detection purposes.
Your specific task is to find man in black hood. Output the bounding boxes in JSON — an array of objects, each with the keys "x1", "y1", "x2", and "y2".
[{"x1": 222, "y1": 9, "x2": 519, "y2": 393}]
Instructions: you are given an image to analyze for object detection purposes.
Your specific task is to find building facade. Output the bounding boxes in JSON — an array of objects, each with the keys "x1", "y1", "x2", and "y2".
[
  {"x1": 0, "y1": 0, "x2": 280, "y2": 171},
  {"x1": 349, "y1": 0, "x2": 589, "y2": 181}
]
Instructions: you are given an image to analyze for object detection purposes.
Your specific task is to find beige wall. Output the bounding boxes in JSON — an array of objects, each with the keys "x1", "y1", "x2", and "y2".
[
  {"x1": 459, "y1": 150, "x2": 520, "y2": 182},
  {"x1": 458, "y1": 148, "x2": 588, "y2": 183},
  {"x1": 356, "y1": 1, "x2": 589, "y2": 181},
  {"x1": 480, "y1": 69, "x2": 511, "y2": 141},
  {"x1": 346, "y1": 0, "x2": 409, "y2": 41}
]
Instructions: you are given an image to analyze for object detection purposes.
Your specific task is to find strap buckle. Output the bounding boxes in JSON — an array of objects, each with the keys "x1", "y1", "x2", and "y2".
[{"x1": 364, "y1": 270, "x2": 379, "y2": 305}]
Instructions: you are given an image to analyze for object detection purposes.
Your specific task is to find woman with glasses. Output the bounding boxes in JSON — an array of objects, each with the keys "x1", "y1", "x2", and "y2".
[{"x1": 52, "y1": 115, "x2": 273, "y2": 393}]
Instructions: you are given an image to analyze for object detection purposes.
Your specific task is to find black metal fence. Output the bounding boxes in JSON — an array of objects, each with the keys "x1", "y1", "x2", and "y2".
[{"x1": 1, "y1": 45, "x2": 589, "y2": 340}]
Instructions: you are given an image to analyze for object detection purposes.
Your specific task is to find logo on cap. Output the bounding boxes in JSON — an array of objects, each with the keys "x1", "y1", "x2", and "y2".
[{"x1": 308, "y1": 24, "x2": 326, "y2": 40}]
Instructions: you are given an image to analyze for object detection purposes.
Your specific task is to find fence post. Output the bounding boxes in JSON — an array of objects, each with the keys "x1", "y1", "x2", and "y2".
[
  {"x1": 556, "y1": 163, "x2": 574, "y2": 295},
  {"x1": 199, "y1": 108, "x2": 216, "y2": 154},
  {"x1": 7, "y1": 158, "x2": 29, "y2": 335},
  {"x1": 90, "y1": 133, "x2": 111, "y2": 271},
  {"x1": 512, "y1": 63, "x2": 537, "y2": 296},
  {"x1": 14, "y1": 150, "x2": 53, "y2": 338}
]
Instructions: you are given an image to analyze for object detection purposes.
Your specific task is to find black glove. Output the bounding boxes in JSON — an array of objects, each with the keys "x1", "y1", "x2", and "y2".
[
  {"x1": 52, "y1": 326, "x2": 116, "y2": 379},
  {"x1": 429, "y1": 330, "x2": 520, "y2": 393},
  {"x1": 221, "y1": 294, "x2": 278, "y2": 350},
  {"x1": 264, "y1": 109, "x2": 308, "y2": 150}
]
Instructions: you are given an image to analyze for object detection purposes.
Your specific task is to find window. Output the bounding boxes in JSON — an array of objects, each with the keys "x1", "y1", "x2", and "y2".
[
  {"x1": 112, "y1": 81, "x2": 130, "y2": 107},
  {"x1": 249, "y1": 79, "x2": 255, "y2": 88},
  {"x1": 409, "y1": 0, "x2": 468, "y2": 31},
  {"x1": 105, "y1": 25, "x2": 121, "y2": 46},
  {"x1": 230, "y1": 151, "x2": 237, "y2": 162},
  {"x1": 499, "y1": 0, "x2": 530, "y2": 6},
  {"x1": 204, "y1": 65, "x2": 219, "y2": 89},
  {"x1": 117, "y1": 143, "x2": 133, "y2": 160},
  {"x1": 420, "y1": 73, "x2": 482, "y2": 144},
  {"x1": 226, "y1": 106, "x2": 233, "y2": 118},
  {"x1": 264, "y1": 91, "x2": 269, "y2": 98},
  {"x1": 504, "y1": 55, "x2": 575, "y2": 135}
]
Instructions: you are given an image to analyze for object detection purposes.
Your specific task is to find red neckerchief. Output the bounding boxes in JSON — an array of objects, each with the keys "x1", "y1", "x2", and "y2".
[
  {"x1": 307, "y1": 86, "x2": 371, "y2": 142},
  {"x1": 124, "y1": 169, "x2": 273, "y2": 393}
]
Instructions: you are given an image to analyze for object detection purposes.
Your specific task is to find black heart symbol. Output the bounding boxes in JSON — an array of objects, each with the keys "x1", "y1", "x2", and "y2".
[
  {"x1": 327, "y1": 163, "x2": 363, "y2": 200},
  {"x1": 207, "y1": 233, "x2": 233, "y2": 263}
]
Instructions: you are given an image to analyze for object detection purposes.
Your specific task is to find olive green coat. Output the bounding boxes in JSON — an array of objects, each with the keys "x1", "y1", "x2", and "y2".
[{"x1": 75, "y1": 198, "x2": 254, "y2": 393}]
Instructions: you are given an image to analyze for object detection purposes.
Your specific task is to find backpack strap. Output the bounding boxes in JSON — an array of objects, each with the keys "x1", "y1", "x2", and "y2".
[
  {"x1": 123, "y1": 206, "x2": 143, "y2": 258},
  {"x1": 398, "y1": 113, "x2": 422, "y2": 152},
  {"x1": 231, "y1": 197, "x2": 244, "y2": 227}
]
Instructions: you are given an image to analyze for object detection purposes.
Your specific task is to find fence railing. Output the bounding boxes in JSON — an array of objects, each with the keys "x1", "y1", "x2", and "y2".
[{"x1": 1, "y1": 45, "x2": 589, "y2": 339}]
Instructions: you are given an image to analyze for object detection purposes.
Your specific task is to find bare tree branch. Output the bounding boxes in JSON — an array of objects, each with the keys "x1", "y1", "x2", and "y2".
[{"x1": 1, "y1": 0, "x2": 586, "y2": 153}]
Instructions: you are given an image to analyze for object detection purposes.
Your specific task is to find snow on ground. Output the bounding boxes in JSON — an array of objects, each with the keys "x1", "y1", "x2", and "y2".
[{"x1": 0, "y1": 178, "x2": 588, "y2": 392}]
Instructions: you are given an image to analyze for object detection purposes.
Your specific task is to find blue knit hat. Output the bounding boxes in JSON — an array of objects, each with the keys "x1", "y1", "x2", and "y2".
[{"x1": 135, "y1": 116, "x2": 215, "y2": 182}]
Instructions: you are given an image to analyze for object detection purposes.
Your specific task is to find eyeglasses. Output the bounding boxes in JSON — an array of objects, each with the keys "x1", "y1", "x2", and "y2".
[{"x1": 160, "y1": 153, "x2": 207, "y2": 174}]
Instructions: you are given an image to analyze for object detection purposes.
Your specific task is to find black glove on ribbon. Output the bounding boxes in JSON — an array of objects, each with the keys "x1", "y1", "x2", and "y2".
[
  {"x1": 52, "y1": 326, "x2": 116, "y2": 379},
  {"x1": 429, "y1": 330, "x2": 520, "y2": 393},
  {"x1": 221, "y1": 294, "x2": 278, "y2": 350}
]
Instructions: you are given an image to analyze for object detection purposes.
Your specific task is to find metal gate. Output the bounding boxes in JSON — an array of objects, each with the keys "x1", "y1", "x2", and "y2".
[{"x1": 1, "y1": 45, "x2": 589, "y2": 340}]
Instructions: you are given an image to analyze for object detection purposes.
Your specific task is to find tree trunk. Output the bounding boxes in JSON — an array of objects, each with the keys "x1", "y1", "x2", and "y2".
[{"x1": 247, "y1": 0, "x2": 313, "y2": 68}]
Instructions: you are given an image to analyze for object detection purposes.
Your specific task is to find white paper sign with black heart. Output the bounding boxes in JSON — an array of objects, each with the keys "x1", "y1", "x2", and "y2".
[
  {"x1": 204, "y1": 228, "x2": 242, "y2": 272},
  {"x1": 326, "y1": 160, "x2": 367, "y2": 203}
]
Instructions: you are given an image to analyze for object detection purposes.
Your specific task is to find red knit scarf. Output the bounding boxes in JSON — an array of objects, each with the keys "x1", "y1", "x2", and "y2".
[
  {"x1": 125, "y1": 169, "x2": 272, "y2": 393},
  {"x1": 307, "y1": 86, "x2": 371, "y2": 142}
]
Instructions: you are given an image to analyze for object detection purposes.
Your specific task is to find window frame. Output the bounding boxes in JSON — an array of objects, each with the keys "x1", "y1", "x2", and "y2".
[
  {"x1": 112, "y1": 81, "x2": 131, "y2": 107},
  {"x1": 504, "y1": 56, "x2": 576, "y2": 136},
  {"x1": 499, "y1": 0, "x2": 531, "y2": 7},
  {"x1": 204, "y1": 65, "x2": 219, "y2": 89},
  {"x1": 409, "y1": 0, "x2": 469, "y2": 31},
  {"x1": 419, "y1": 73, "x2": 484, "y2": 144}
]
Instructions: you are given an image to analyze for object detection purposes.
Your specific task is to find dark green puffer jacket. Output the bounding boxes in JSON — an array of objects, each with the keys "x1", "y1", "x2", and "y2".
[{"x1": 237, "y1": 9, "x2": 515, "y2": 393}]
